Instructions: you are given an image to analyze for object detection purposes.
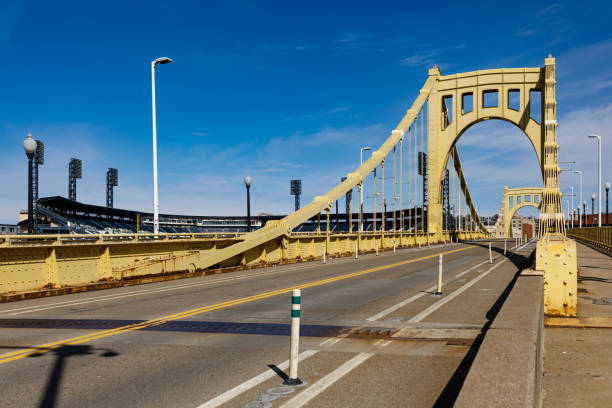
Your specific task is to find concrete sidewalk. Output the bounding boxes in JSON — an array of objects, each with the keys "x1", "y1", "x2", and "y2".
[{"x1": 542, "y1": 243, "x2": 612, "y2": 407}]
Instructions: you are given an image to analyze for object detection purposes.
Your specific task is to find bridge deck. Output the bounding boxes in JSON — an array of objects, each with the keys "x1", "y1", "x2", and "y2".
[{"x1": 0, "y1": 241, "x2": 532, "y2": 407}]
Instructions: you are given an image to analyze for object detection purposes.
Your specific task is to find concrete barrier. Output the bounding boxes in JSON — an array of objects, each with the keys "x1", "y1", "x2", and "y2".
[{"x1": 456, "y1": 274, "x2": 544, "y2": 408}]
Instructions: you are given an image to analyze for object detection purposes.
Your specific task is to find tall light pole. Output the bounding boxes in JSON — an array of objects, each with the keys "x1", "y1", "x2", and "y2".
[
  {"x1": 23, "y1": 133, "x2": 37, "y2": 234},
  {"x1": 568, "y1": 185, "x2": 574, "y2": 228},
  {"x1": 151, "y1": 56, "x2": 173, "y2": 234},
  {"x1": 583, "y1": 201, "x2": 586, "y2": 228},
  {"x1": 574, "y1": 170, "x2": 583, "y2": 227},
  {"x1": 244, "y1": 175, "x2": 252, "y2": 232},
  {"x1": 605, "y1": 180, "x2": 610, "y2": 226},
  {"x1": 588, "y1": 135, "x2": 602, "y2": 226},
  {"x1": 360, "y1": 147, "x2": 371, "y2": 231}
]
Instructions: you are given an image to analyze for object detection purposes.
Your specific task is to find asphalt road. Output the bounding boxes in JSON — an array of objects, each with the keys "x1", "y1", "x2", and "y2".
[{"x1": 0, "y1": 240, "x2": 534, "y2": 408}]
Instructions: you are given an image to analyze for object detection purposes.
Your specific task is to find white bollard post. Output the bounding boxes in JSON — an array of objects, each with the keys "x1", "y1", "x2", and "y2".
[
  {"x1": 323, "y1": 247, "x2": 326, "y2": 264},
  {"x1": 355, "y1": 242, "x2": 358, "y2": 259},
  {"x1": 436, "y1": 254, "x2": 443, "y2": 294},
  {"x1": 285, "y1": 289, "x2": 303, "y2": 385},
  {"x1": 393, "y1": 239, "x2": 396, "y2": 253},
  {"x1": 488, "y1": 242, "x2": 493, "y2": 264},
  {"x1": 504, "y1": 240, "x2": 506, "y2": 255},
  {"x1": 376, "y1": 241, "x2": 379, "y2": 256}
]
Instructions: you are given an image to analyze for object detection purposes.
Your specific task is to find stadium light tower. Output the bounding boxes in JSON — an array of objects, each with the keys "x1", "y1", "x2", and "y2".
[
  {"x1": 32, "y1": 139, "x2": 44, "y2": 233},
  {"x1": 151, "y1": 56, "x2": 172, "y2": 234},
  {"x1": 23, "y1": 133, "x2": 37, "y2": 234},
  {"x1": 106, "y1": 168, "x2": 118, "y2": 208},
  {"x1": 290, "y1": 179, "x2": 302, "y2": 212},
  {"x1": 68, "y1": 158, "x2": 82, "y2": 201}
]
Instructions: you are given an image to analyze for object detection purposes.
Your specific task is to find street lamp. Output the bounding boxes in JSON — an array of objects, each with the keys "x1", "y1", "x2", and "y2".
[
  {"x1": 360, "y1": 147, "x2": 371, "y2": 231},
  {"x1": 151, "y1": 56, "x2": 173, "y2": 234},
  {"x1": 574, "y1": 170, "x2": 583, "y2": 227},
  {"x1": 567, "y1": 186, "x2": 575, "y2": 228},
  {"x1": 583, "y1": 201, "x2": 587, "y2": 228},
  {"x1": 244, "y1": 175, "x2": 252, "y2": 232},
  {"x1": 588, "y1": 135, "x2": 602, "y2": 227},
  {"x1": 23, "y1": 133, "x2": 37, "y2": 234},
  {"x1": 591, "y1": 193, "x2": 596, "y2": 227},
  {"x1": 605, "y1": 180, "x2": 610, "y2": 226}
]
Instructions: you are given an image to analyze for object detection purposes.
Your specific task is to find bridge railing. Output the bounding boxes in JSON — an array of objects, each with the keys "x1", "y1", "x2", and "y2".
[
  {"x1": 567, "y1": 227, "x2": 612, "y2": 252},
  {"x1": 0, "y1": 230, "x2": 487, "y2": 298}
]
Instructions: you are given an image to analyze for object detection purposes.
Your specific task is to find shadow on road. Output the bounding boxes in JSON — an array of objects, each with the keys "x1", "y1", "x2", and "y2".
[
  {"x1": 432, "y1": 242, "x2": 535, "y2": 407},
  {"x1": 268, "y1": 364, "x2": 289, "y2": 382},
  {"x1": 25, "y1": 344, "x2": 119, "y2": 408}
]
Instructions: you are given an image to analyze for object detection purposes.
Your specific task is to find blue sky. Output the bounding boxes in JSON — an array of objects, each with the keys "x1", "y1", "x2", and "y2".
[{"x1": 1, "y1": 0, "x2": 611, "y2": 223}]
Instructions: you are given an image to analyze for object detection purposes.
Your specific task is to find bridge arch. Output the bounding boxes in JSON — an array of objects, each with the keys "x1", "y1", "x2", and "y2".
[
  {"x1": 425, "y1": 58, "x2": 563, "y2": 238},
  {"x1": 493, "y1": 187, "x2": 543, "y2": 238}
]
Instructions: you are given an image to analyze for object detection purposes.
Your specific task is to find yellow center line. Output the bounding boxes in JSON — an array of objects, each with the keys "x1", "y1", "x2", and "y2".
[{"x1": 0, "y1": 245, "x2": 475, "y2": 365}]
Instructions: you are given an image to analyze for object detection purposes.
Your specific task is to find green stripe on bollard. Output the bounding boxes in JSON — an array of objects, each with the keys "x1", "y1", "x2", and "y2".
[
  {"x1": 292, "y1": 296, "x2": 301, "y2": 304},
  {"x1": 291, "y1": 310, "x2": 301, "y2": 318}
]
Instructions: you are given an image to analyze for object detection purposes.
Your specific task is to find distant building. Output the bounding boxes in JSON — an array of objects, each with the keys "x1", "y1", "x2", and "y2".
[{"x1": 0, "y1": 224, "x2": 18, "y2": 235}]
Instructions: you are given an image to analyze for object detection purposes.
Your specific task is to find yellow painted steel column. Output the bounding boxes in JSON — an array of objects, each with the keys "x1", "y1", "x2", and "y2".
[
  {"x1": 317, "y1": 213, "x2": 321, "y2": 235},
  {"x1": 348, "y1": 188, "x2": 353, "y2": 233},
  {"x1": 400, "y1": 137, "x2": 404, "y2": 243},
  {"x1": 358, "y1": 183, "x2": 362, "y2": 234},
  {"x1": 408, "y1": 126, "x2": 412, "y2": 235},
  {"x1": 382, "y1": 159, "x2": 385, "y2": 233},
  {"x1": 393, "y1": 145, "x2": 397, "y2": 232},
  {"x1": 99, "y1": 246, "x2": 112, "y2": 280},
  {"x1": 373, "y1": 167, "x2": 377, "y2": 233},
  {"x1": 45, "y1": 248, "x2": 59, "y2": 288}
]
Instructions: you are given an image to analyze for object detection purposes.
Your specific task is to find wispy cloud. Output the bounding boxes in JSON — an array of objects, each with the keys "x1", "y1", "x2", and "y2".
[
  {"x1": 515, "y1": 26, "x2": 537, "y2": 37},
  {"x1": 192, "y1": 132, "x2": 209, "y2": 137},
  {"x1": 326, "y1": 106, "x2": 352, "y2": 115},
  {"x1": 538, "y1": 3, "x2": 561, "y2": 16},
  {"x1": 401, "y1": 51, "x2": 438, "y2": 67}
]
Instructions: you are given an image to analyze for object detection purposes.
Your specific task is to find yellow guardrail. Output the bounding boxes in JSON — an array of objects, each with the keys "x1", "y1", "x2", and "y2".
[
  {"x1": 567, "y1": 227, "x2": 612, "y2": 252},
  {"x1": 0, "y1": 230, "x2": 487, "y2": 298}
]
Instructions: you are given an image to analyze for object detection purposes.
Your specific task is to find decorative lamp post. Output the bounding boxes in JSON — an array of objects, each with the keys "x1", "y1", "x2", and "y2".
[
  {"x1": 583, "y1": 201, "x2": 587, "y2": 228},
  {"x1": 151, "y1": 56, "x2": 173, "y2": 234},
  {"x1": 23, "y1": 133, "x2": 37, "y2": 234},
  {"x1": 605, "y1": 180, "x2": 610, "y2": 226},
  {"x1": 244, "y1": 175, "x2": 252, "y2": 232}
]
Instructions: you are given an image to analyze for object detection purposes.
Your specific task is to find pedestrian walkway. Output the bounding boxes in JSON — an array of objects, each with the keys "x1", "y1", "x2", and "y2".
[{"x1": 542, "y1": 242, "x2": 612, "y2": 407}]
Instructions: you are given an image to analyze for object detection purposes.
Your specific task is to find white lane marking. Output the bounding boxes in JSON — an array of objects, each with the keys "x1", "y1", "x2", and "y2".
[
  {"x1": 196, "y1": 349, "x2": 319, "y2": 408},
  {"x1": 325, "y1": 338, "x2": 342, "y2": 347},
  {"x1": 365, "y1": 257, "x2": 494, "y2": 321},
  {"x1": 409, "y1": 259, "x2": 506, "y2": 322},
  {"x1": 0, "y1": 262, "x2": 338, "y2": 316},
  {"x1": 194, "y1": 244, "x2": 485, "y2": 407},
  {"x1": 373, "y1": 339, "x2": 384, "y2": 346},
  {"x1": 278, "y1": 353, "x2": 374, "y2": 408}
]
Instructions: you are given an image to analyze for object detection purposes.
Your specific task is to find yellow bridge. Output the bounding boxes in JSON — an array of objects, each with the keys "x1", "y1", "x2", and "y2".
[{"x1": 0, "y1": 56, "x2": 579, "y2": 316}]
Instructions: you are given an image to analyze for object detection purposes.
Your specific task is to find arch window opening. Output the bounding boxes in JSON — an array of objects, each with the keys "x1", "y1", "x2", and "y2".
[
  {"x1": 508, "y1": 89, "x2": 520, "y2": 111},
  {"x1": 462, "y1": 92, "x2": 473, "y2": 114},
  {"x1": 483, "y1": 90, "x2": 499, "y2": 108},
  {"x1": 529, "y1": 89, "x2": 542, "y2": 123}
]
